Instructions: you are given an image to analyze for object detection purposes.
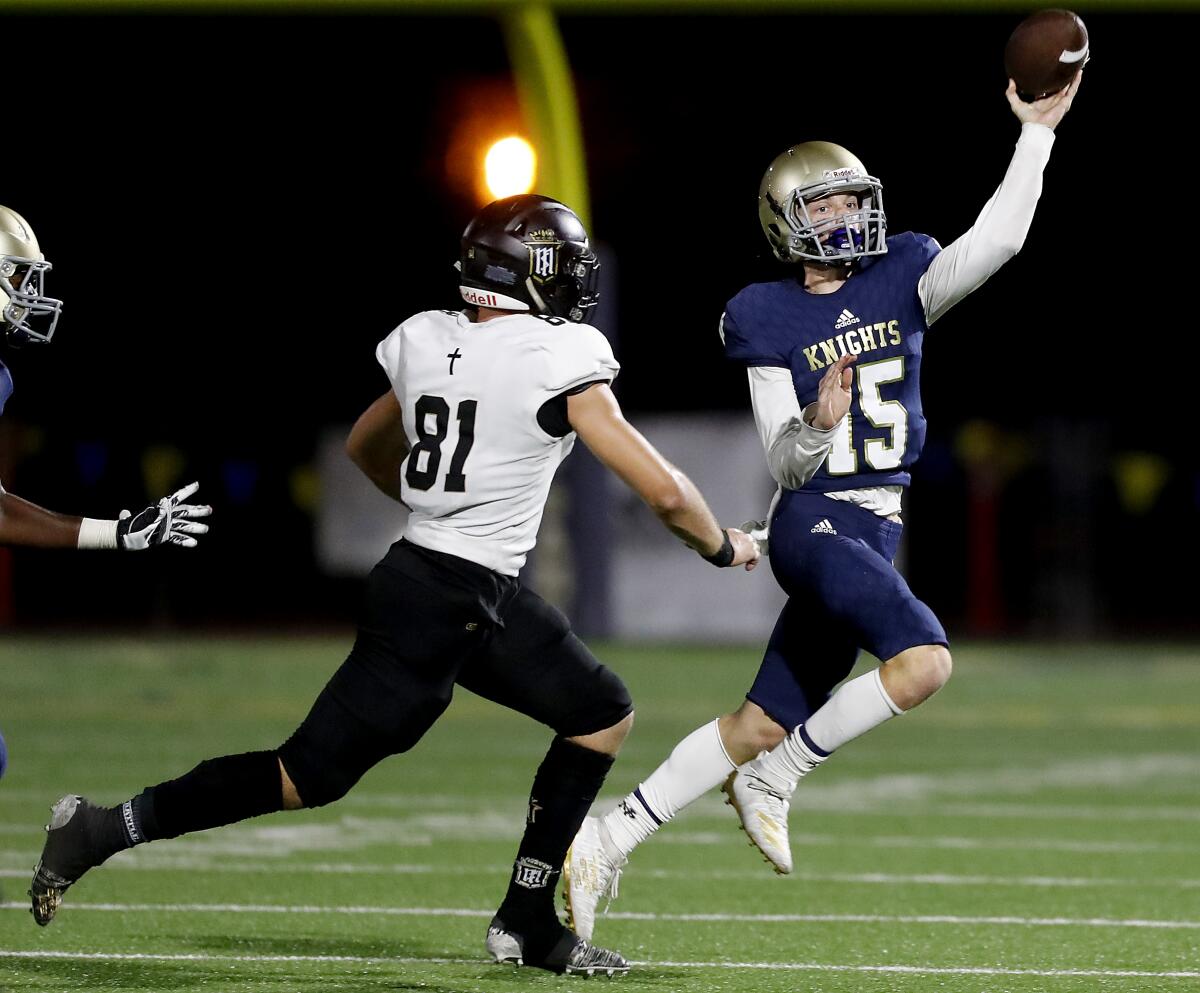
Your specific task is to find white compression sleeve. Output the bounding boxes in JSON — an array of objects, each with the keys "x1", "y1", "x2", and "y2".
[
  {"x1": 756, "y1": 669, "x2": 903, "y2": 792},
  {"x1": 803, "y1": 668, "x2": 904, "y2": 754},
  {"x1": 600, "y1": 719, "x2": 736, "y2": 858},
  {"x1": 748, "y1": 367, "x2": 841, "y2": 490}
]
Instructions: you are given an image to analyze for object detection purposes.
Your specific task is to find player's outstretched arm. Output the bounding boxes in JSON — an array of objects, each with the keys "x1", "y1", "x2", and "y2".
[
  {"x1": 0, "y1": 492, "x2": 89, "y2": 547},
  {"x1": 0, "y1": 482, "x2": 211, "y2": 550},
  {"x1": 347, "y1": 390, "x2": 410, "y2": 503},
  {"x1": 567, "y1": 384, "x2": 759, "y2": 571}
]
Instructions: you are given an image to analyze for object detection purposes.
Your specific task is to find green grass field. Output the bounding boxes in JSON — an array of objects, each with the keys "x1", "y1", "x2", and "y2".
[{"x1": 2, "y1": 636, "x2": 1198, "y2": 992}]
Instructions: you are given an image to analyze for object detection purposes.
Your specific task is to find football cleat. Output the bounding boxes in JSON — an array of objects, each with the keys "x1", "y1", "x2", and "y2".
[
  {"x1": 486, "y1": 916, "x2": 629, "y2": 976},
  {"x1": 29, "y1": 795, "x2": 108, "y2": 926},
  {"x1": 486, "y1": 918, "x2": 525, "y2": 966},
  {"x1": 722, "y1": 764, "x2": 795, "y2": 875},
  {"x1": 560, "y1": 937, "x2": 631, "y2": 977},
  {"x1": 563, "y1": 815, "x2": 625, "y2": 940}
]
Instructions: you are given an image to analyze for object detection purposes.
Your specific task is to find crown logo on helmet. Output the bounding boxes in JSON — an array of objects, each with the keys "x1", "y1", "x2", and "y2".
[{"x1": 525, "y1": 230, "x2": 563, "y2": 282}]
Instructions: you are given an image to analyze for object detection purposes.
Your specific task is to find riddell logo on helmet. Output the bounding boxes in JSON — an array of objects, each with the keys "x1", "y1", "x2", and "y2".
[
  {"x1": 823, "y1": 167, "x2": 861, "y2": 180},
  {"x1": 461, "y1": 288, "x2": 498, "y2": 307}
]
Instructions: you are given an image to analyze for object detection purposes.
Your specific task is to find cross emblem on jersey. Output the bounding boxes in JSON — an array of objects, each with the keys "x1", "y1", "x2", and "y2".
[{"x1": 447, "y1": 348, "x2": 462, "y2": 375}]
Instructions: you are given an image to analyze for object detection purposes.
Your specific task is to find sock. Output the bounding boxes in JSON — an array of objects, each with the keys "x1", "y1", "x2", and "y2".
[
  {"x1": 497, "y1": 736, "x2": 614, "y2": 957},
  {"x1": 600, "y1": 718, "x2": 736, "y2": 860},
  {"x1": 66, "y1": 799, "x2": 142, "y2": 870},
  {"x1": 132, "y1": 750, "x2": 284, "y2": 842},
  {"x1": 756, "y1": 668, "x2": 902, "y2": 791},
  {"x1": 805, "y1": 667, "x2": 903, "y2": 752},
  {"x1": 115, "y1": 794, "x2": 151, "y2": 847}
]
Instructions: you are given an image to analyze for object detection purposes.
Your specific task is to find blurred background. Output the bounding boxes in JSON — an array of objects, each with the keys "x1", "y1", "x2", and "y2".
[{"x1": 0, "y1": 3, "x2": 1192, "y2": 641}]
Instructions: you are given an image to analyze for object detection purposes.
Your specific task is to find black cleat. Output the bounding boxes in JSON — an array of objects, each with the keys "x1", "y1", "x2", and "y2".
[
  {"x1": 29, "y1": 795, "x2": 110, "y2": 926},
  {"x1": 485, "y1": 917, "x2": 525, "y2": 966},
  {"x1": 486, "y1": 915, "x2": 629, "y2": 976},
  {"x1": 558, "y1": 936, "x2": 631, "y2": 977}
]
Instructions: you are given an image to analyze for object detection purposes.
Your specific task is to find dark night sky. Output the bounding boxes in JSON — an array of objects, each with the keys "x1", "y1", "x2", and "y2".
[
  {"x1": 1, "y1": 9, "x2": 1194, "y2": 631},
  {"x1": 3, "y1": 11, "x2": 1169, "y2": 424}
]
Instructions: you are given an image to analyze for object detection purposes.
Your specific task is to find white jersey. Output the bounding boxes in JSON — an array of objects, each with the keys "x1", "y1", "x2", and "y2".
[{"x1": 376, "y1": 308, "x2": 618, "y2": 576}]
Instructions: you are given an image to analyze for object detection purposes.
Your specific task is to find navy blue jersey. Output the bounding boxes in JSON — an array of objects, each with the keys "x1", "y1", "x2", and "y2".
[
  {"x1": 0, "y1": 358, "x2": 11, "y2": 415},
  {"x1": 723, "y1": 232, "x2": 940, "y2": 492}
]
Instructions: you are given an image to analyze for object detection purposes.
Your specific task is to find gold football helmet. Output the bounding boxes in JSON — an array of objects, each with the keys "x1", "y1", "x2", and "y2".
[
  {"x1": 1, "y1": 205, "x2": 62, "y2": 345},
  {"x1": 758, "y1": 142, "x2": 887, "y2": 265}
]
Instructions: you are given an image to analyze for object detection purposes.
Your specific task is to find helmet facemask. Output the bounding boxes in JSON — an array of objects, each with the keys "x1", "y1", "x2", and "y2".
[
  {"x1": 1, "y1": 255, "x2": 62, "y2": 345},
  {"x1": 525, "y1": 243, "x2": 601, "y2": 323},
  {"x1": 772, "y1": 177, "x2": 886, "y2": 265}
]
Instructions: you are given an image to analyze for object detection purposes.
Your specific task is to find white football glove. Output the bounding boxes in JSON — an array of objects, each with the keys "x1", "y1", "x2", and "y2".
[
  {"x1": 117, "y1": 481, "x2": 212, "y2": 550},
  {"x1": 739, "y1": 519, "x2": 769, "y2": 558}
]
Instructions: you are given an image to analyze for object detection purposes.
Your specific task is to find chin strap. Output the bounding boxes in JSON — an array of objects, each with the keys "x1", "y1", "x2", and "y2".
[{"x1": 524, "y1": 278, "x2": 548, "y2": 316}]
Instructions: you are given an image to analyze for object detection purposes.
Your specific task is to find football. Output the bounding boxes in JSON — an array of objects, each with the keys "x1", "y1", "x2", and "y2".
[{"x1": 1004, "y1": 9, "x2": 1089, "y2": 102}]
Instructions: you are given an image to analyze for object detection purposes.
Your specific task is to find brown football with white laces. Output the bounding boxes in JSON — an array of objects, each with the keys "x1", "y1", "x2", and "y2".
[{"x1": 1004, "y1": 9, "x2": 1089, "y2": 102}]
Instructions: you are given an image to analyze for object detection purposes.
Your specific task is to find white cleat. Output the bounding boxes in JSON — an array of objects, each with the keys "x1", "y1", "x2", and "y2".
[
  {"x1": 563, "y1": 815, "x2": 625, "y2": 940},
  {"x1": 722, "y1": 762, "x2": 794, "y2": 875}
]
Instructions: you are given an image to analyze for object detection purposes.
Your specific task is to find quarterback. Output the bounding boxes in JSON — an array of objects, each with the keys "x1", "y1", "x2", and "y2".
[
  {"x1": 565, "y1": 75, "x2": 1082, "y2": 938},
  {"x1": 29, "y1": 194, "x2": 758, "y2": 976}
]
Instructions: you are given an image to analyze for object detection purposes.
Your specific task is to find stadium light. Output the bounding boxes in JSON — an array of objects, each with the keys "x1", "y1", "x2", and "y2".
[{"x1": 484, "y1": 136, "x2": 537, "y2": 200}]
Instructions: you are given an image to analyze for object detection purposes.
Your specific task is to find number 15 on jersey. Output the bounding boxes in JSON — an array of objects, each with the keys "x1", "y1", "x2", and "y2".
[{"x1": 825, "y1": 356, "x2": 908, "y2": 475}]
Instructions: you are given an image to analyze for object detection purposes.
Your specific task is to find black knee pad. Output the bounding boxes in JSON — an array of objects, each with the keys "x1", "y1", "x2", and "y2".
[
  {"x1": 277, "y1": 733, "x2": 363, "y2": 809},
  {"x1": 559, "y1": 666, "x2": 633, "y2": 738},
  {"x1": 277, "y1": 695, "x2": 391, "y2": 810}
]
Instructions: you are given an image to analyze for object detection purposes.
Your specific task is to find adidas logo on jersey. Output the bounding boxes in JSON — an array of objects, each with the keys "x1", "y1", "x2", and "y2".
[
  {"x1": 810, "y1": 518, "x2": 838, "y2": 535},
  {"x1": 834, "y1": 309, "x2": 858, "y2": 329}
]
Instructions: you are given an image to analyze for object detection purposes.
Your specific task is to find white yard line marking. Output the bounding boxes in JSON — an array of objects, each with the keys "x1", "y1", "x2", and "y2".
[
  {"x1": 0, "y1": 949, "x2": 1196, "y2": 979},
  {"x1": 2, "y1": 901, "x2": 1198, "y2": 930},
  {"x1": 916, "y1": 801, "x2": 1200, "y2": 823},
  {"x1": 657, "y1": 830, "x2": 1200, "y2": 854},
  {"x1": 3, "y1": 861, "x2": 1197, "y2": 888}
]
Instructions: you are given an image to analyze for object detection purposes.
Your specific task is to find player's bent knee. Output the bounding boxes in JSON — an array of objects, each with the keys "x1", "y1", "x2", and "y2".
[
  {"x1": 904, "y1": 645, "x2": 953, "y2": 703},
  {"x1": 924, "y1": 645, "x2": 953, "y2": 692},
  {"x1": 280, "y1": 756, "x2": 358, "y2": 809},
  {"x1": 568, "y1": 709, "x2": 635, "y2": 758},
  {"x1": 611, "y1": 709, "x2": 635, "y2": 737},
  {"x1": 277, "y1": 738, "x2": 368, "y2": 810},
  {"x1": 881, "y1": 644, "x2": 953, "y2": 710}
]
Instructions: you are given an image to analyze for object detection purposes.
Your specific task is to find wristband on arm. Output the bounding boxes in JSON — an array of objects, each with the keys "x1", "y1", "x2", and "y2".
[
  {"x1": 77, "y1": 518, "x2": 118, "y2": 550},
  {"x1": 700, "y1": 528, "x2": 735, "y2": 568}
]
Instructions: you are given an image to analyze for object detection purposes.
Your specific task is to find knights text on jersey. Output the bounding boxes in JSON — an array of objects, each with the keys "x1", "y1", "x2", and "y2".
[
  {"x1": 375, "y1": 309, "x2": 618, "y2": 576},
  {"x1": 723, "y1": 232, "x2": 940, "y2": 492}
]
